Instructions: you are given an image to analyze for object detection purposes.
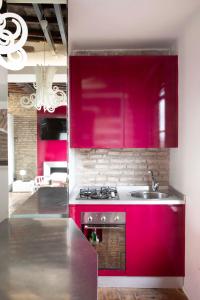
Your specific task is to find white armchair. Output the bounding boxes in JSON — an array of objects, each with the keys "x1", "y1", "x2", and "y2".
[
  {"x1": 34, "y1": 173, "x2": 68, "y2": 191},
  {"x1": 34, "y1": 176, "x2": 51, "y2": 191}
]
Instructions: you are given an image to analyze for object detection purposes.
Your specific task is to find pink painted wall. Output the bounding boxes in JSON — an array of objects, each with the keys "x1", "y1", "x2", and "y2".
[{"x1": 37, "y1": 106, "x2": 68, "y2": 176}]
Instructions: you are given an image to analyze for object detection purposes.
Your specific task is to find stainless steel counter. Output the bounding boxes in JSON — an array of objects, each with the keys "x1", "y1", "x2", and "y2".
[
  {"x1": 13, "y1": 187, "x2": 68, "y2": 218},
  {"x1": 0, "y1": 218, "x2": 97, "y2": 300}
]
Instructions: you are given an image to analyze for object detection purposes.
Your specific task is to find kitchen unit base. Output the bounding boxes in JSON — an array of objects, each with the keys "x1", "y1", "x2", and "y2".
[
  {"x1": 69, "y1": 203, "x2": 185, "y2": 277},
  {"x1": 98, "y1": 276, "x2": 184, "y2": 288}
]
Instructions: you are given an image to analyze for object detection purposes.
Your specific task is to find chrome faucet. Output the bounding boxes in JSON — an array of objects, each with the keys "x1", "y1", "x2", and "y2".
[{"x1": 148, "y1": 170, "x2": 159, "y2": 192}]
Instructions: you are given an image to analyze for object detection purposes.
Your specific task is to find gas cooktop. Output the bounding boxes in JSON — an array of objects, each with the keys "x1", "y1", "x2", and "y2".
[{"x1": 77, "y1": 186, "x2": 119, "y2": 200}]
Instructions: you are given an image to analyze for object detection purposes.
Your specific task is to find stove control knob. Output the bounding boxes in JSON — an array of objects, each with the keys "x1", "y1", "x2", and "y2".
[
  {"x1": 88, "y1": 216, "x2": 93, "y2": 222},
  {"x1": 101, "y1": 216, "x2": 106, "y2": 222},
  {"x1": 114, "y1": 216, "x2": 120, "y2": 222}
]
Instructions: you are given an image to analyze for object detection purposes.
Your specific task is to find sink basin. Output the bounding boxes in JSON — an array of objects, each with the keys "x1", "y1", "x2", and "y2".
[{"x1": 131, "y1": 191, "x2": 169, "y2": 199}]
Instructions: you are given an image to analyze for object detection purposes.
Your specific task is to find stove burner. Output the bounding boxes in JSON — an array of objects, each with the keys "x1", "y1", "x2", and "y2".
[{"x1": 79, "y1": 186, "x2": 119, "y2": 200}]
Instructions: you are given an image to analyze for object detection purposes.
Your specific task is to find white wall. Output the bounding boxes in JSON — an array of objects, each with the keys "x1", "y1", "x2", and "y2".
[
  {"x1": 68, "y1": 0, "x2": 200, "y2": 52},
  {"x1": 0, "y1": 67, "x2": 7, "y2": 109},
  {"x1": 8, "y1": 66, "x2": 67, "y2": 83},
  {"x1": 68, "y1": 148, "x2": 77, "y2": 193},
  {"x1": 170, "y1": 10, "x2": 200, "y2": 300}
]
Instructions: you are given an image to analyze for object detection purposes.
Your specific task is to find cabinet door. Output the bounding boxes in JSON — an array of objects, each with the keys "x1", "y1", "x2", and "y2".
[
  {"x1": 123, "y1": 56, "x2": 178, "y2": 148},
  {"x1": 69, "y1": 204, "x2": 127, "y2": 276},
  {"x1": 70, "y1": 56, "x2": 124, "y2": 148},
  {"x1": 126, "y1": 205, "x2": 185, "y2": 276}
]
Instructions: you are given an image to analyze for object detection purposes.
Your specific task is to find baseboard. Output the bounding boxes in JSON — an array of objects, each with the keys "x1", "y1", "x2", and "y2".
[
  {"x1": 98, "y1": 276, "x2": 184, "y2": 288},
  {"x1": 183, "y1": 286, "x2": 189, "y2": 298}
]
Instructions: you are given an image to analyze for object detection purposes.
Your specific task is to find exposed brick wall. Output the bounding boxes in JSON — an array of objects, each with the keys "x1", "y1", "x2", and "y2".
[
  {"x1": 0, "y1": 132, "x2": 8, "y2": 162},
  {"x1": 8, "y1": 93, "x2": 37, "y2": 180},
  {"x1": 75, "y1": 148, "x2": 169, "y2": 186},
  {"x1": 8, "y1": 93, "x2": 36, "y2": 117},
  {"x1": 0, "y1": 109, "x2": 8, "y2": 163}
]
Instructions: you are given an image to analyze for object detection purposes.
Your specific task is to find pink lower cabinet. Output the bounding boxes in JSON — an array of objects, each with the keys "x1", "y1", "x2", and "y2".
[
  {"x1": 126, "y1": 205, "x2": 185, "y2": 276},
  {"x1": 69, "y1": 204, "x2": 185, "y2": 276}
]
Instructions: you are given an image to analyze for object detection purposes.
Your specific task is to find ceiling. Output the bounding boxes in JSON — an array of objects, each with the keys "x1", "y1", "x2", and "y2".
[
  {"x1": 8, "y1": 66, "x2": 67, "y2": 82},
  {"x1": 7, "y1": 3, "x2": 67, "y2": 45},
  {"x1": 7, "y1": 2, "x2": 67, "y2": 66},
  {"x1": 68, "y1": 0, "x2": 200, "y2": 51},
  {"x1": 5, "y1": 0, "x2": 200, "y2": 68}
]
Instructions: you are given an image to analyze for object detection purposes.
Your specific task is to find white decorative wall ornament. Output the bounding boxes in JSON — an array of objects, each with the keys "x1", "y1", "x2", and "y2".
[
  {"x1": 0, "y1": 0, "x2": 28, "y2": 70},
  {"x1": 20, "y1": 66, "x2": 67, "y2": 113}
]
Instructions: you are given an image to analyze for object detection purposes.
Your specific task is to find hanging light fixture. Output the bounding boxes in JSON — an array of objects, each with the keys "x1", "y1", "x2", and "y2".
[
  {"x1": 0, "y1": 0, "x2": 28, "y2": 70},
  {"x1": 20, "y1": 65, "x2": 67, "y2": 113},
  {"x1": 20, "y1": 20, "x2": 67, "y2": 113}
]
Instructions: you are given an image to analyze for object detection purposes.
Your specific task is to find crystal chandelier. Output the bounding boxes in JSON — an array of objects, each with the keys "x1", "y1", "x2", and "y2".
[
  {"x1": 20, "y1": 65, "x2": 67, "y2": 113},
  {"x1": 0, "y1": 0, "x2": 28, "y2": 70}
]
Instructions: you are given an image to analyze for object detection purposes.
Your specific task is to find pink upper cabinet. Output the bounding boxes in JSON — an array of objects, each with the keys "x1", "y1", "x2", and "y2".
[
  {"x1": 69, "y1": 56, "x2": 178, "y2": 148},
  {"x1": 122, "y1": 56, "x2": 178, "y2": 148},
  {"x1": 70, "y1": 56, "x2": 124, "y2": 148}
]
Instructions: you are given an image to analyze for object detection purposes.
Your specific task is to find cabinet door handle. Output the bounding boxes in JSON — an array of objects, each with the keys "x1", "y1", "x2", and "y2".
[
  {"x1": 171, "y1": 206, "x2": 178, "y2": 213},
  {"x1": 84, "y1": 225, "x2": 124, "y2": 230}
]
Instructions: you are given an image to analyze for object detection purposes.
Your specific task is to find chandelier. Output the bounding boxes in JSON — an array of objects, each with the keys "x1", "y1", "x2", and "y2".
[
  {"x1": 20, "y1": 65, "x2": 67, "y2": 113},
  {"x1": 0, "y1": 0, "x2": 28, "y2": 70}
]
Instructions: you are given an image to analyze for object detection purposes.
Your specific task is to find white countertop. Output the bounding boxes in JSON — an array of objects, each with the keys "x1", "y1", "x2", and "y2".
[{"x1": 69, "y1": 185, "x2": 185, "y2": 205}]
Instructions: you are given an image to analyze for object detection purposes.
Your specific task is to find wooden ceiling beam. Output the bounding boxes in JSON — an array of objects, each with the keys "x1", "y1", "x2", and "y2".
[
  {"x1": 54, "y1": 4, "x2": 67, "y2": 48},
  {"x1": 26, "y1": 83, "x2": 35, "y2": 93},
  {"x1": 8, "y1": 16, "x2": 59, "y2": 25},
  {"x1": 33, "y1": 3, "x2": 56, "y2": 54}
]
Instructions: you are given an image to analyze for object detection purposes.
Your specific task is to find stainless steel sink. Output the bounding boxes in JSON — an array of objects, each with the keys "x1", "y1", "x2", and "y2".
[{"x1": 130, "y1": 191, "x2": 169, "y2": 199}]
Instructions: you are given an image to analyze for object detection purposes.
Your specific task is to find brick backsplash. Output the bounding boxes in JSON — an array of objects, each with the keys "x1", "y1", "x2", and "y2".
[{"x1": 75, "y1": 148, "x2": 169, "y2": 186}]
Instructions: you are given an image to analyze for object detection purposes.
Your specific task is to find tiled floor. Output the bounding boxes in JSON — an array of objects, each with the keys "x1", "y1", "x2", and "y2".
[{"x1": 98, "y1": 288, "x2": 188, "y2": 300}]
